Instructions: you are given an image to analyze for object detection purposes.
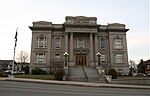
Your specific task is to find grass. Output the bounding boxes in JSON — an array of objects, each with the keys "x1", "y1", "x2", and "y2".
[{"x1": 15, "y1": 74, "x2": 55, "y2": 80}]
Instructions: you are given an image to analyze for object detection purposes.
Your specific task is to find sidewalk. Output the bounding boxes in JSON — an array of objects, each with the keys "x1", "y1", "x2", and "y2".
[{"x1": 1, "y1": 77, "x2": 150, "y2": 89}]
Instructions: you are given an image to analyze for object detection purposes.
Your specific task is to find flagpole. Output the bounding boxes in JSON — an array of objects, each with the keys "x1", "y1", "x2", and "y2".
[
  {"x1": 12, "y1": 46, "x2": 16, "y2": 77},
  {"x1": 11, "y1": 28, "x2": 18, "y2": 77}
]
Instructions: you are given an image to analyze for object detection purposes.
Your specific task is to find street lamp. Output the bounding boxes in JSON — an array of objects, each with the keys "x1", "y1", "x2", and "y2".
[
  {"x1": 63, "y1": 52, "x2": 69, "y2": 66},
  {"x1": 96, "y1": 52, "x2": 101, "y2": 66}
]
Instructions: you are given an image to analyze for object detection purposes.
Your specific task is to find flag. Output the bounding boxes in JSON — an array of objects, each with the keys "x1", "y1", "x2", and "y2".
[{"x1": 15, "y1": 28, "x2": 18, "y2": 47}]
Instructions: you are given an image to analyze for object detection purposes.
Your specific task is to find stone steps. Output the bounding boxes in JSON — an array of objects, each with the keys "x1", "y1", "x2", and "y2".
[{"x1": 67, "y1": 66, "x2": 107, "y2": 83}]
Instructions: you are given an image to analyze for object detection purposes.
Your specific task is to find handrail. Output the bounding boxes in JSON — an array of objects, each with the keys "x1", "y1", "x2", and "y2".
[{"x1": 82, "y1": 66, "x2": 88, "y2": 82}]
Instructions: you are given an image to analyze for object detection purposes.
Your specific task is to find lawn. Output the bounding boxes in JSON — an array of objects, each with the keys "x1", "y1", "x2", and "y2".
[{"x1": 15, "y1": 74, "x2": 55, "y2": 80}]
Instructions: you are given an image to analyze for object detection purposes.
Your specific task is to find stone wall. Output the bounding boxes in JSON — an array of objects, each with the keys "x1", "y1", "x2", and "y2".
[{"x1": 112, "y1": 77, "x2": 150, "y2": 85}]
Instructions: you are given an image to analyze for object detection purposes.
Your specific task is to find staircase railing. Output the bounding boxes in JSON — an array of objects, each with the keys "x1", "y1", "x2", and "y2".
[
  {"x1": 95, "y1": 66, "x2": 101, "y2": 77},
  {"x1": 82, "y1": 66, "x2": 88, "y2": 82}
]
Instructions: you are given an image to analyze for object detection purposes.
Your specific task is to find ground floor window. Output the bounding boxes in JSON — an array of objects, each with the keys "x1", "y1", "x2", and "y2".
[
  {"x1": 36, "y1": 53, "x2": 45, "y2": 63},
  {"x1": 115, "y1": 54, "x2": 123, "y2": 63}
]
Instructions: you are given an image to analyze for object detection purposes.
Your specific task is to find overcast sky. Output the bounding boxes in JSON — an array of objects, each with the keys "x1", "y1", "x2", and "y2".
[{"x1": 0, "y1": 0, "x2": 149, "y2": 63}]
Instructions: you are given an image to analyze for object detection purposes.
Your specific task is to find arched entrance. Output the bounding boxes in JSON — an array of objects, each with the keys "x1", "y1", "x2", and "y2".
[{"x1": 76, "y1": 54, "x2": 86, "y2": 66}]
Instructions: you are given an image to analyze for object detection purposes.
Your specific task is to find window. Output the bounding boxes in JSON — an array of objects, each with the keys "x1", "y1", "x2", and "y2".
[
  {"x1": 36, "y1": 37, "x2": 47, "y2": 48},
  {"x1": 54, "y1": 37, "x2": 61, "y2": 49},
  {"x1": 100, "y1": 37, "x2": 105, "y2": 48},
  {"x1": 114, "y1": 38, "x2": 123, "y2": 49},
  {"x1": 67, "y1": 19, "x2": 72, "y2": 23},
  {"x1": 54, "y1": 53, "x2": 60, "y2": 61},
  {"x1": 36, "y1": 53, "x2": 45, "y2": 63},
  {"x1": 115, "y1": 54, "x2": 123, "y2": 63},
  {"x1": 147, "y1": 65, "x2": 150, "y2": 69},
  {"x1": 118, "y1": 69, "x2": 123, "y2": 73},
  {"x1": 77, "y1": 38, "x2": 85, "y2": 48},
  {"x1": 101, "y1": 55, "x2": 106, "y2": 62}
]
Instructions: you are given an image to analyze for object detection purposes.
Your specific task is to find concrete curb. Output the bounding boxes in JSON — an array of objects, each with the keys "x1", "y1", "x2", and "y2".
[{"x1": 1, "y1": 77, "x2": 150, "y2": 89}]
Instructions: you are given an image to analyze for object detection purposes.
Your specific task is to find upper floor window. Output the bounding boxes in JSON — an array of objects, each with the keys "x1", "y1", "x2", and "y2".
[
  {"x1": 114, "y1": 38, "x2": 123, "y2": 49},
  {"x1": 36, "y1": 53, "x2": 45, "y2": 64},
  {"x1": 115, "y1": 54, "x2": 123, "y2": 63},
  {"x1": 77, "y1": 38, "x2": 85, "y2": 48},
  {"x1": 100, "y1": 37, "x2": 106, "y2": 48},
  {"x1": 36, "y1": 37, "x2": 47, "y2": 48},
  {"x1": 147, "y1": 65, "x2": 150, "y2": 69},
  {"x1": 54, "y1": 37, "x2": 61, "y2": 49}
]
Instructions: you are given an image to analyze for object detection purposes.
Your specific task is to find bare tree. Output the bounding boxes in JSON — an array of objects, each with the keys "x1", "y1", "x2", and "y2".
[{"x1": 17, "y1": 51, "x2": 29, "y2": 63}]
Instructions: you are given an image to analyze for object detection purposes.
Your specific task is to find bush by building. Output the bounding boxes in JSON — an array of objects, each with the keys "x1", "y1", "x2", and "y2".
[
  {"x1": 31, "y1": 68, "x2": 47, "y2": 75},
  {"x1": 107, "y1": 69, "x2": 117, "y2": 79},
  {"x1": 54, "y1": 69, "x2": 64, "y2": 81}
]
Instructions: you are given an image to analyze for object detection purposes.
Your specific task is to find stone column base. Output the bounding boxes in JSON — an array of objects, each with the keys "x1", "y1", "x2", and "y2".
[{"x1": 63, "y1": 66, "x2": 69, "y2": 81}]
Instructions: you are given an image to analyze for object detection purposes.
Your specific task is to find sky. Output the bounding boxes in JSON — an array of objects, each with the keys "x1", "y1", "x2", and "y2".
[{"x1": 0, "y1": 0, "x2": 149, "y2": 63}]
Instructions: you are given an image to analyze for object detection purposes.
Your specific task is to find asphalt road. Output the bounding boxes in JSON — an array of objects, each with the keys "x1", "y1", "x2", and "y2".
[{"x1": 0, "y1": 81, "x2": 150, "y2": 96}]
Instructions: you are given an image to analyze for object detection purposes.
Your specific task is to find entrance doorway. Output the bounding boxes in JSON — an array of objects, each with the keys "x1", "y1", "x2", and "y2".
[{"x1": 76, "y1": 54, "x2": 86, "y2": 66}]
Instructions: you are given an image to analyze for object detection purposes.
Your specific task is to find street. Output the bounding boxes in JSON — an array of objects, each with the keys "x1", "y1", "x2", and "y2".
[{"x1": 0, "y1": 81, "x2": 150, "y2": 96}]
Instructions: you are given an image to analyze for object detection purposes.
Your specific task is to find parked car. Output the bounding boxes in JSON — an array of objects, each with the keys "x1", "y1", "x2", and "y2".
[
  {"x1": 4, "y1": 70, "x2": 18, "y2": 75},
  {"x1": 0, "y1": 70, "x2": 8, "y2": 77},
  {"x1": 134, "y1": 73, "x2": 146, "y2": 77}
]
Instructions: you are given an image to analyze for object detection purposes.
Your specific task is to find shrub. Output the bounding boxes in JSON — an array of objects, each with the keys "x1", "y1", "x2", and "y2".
[
  {"x1": 24, "y1": 65, "x2": 29, "y2": 74},
  {"x1": 107, "y1": 69, "x2": 117, "y2": 79},
  {"x1": 49, "y1": 70, "x2": 54, "y2": 75},
  {"x1": 54, "y1": 69, "x2": 64, "y2": 81},
  {"x1": 31, "y1": 68, "x2": 47, "y2": 75},
  {"x1": 117, "y1": 72, "x2": 123, "y2": 77}
]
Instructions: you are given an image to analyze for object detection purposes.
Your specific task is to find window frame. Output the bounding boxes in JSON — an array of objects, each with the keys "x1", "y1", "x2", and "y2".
[
  {"x1": 115, "y1": 54, "x2": 123, "y2": 63},
  {"x1": 99, "y1": 37, "x2": 106, "y2": 48},
  {"x1": 36, "y1": 37, "x2": 47, "y2": 48},
  {"x1": 36, "y1": 53, "x2": 46, "y2": 64},
  {"x1": 54, "y1": 37, "x2": 62, "y2": 49},
  {"x1": 114, "y1": 38, "x2": 123, "y2": 49},
  {"x1": 101, "y1": 55, "x2": 106, "y2": 62}
]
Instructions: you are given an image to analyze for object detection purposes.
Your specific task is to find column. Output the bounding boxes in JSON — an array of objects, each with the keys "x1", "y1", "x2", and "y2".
[
  {"x1": 65, "y1": 33, "x2": 68, "y2": 52},
  {"x1": 70, "y1": 33, "x2": 74, "y2": 66},
  {"x1": 94, "y1": 33, "x2": 98, "y2": 66},
  {"x1": 64, "y1": 33, "x2": 68, "y2": 67},
  {"x1": 47, "y1": 31, "x2": 52, "y2": 69},
  {"x1": 90, "y1": 33, "x2": 94, "y2": 66}
]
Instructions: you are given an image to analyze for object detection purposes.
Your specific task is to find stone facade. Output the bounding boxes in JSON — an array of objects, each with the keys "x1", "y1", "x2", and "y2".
[{"x1": 29, "y1": 16, "x2": 129, "y2": 75}]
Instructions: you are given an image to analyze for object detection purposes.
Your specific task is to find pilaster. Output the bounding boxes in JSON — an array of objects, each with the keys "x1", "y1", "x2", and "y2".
[
  {"x1": 70, "y1": 33, "x2": 74, "y2": 66},
  {"x1": 90, "y1": 33, "x2": 94, "y2": 66},
  {"x1": 94, "y1": 33, "x2": 98, "y2": 66}
]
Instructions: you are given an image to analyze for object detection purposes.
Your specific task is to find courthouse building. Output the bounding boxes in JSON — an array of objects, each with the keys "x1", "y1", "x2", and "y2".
[{"x1": 29, "y1": 16, "x2": 129, "y2": 75}]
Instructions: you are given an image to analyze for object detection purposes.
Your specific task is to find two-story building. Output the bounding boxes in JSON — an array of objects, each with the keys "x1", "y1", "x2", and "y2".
[{"x1": 29, "y1": 16, "x2": 129, "y2": 75}]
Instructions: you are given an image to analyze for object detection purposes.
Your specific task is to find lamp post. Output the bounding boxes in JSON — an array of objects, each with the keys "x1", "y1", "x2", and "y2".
[
  {"x1": 96, "y1": 52, "x2": 101, "y2": 66},
  {"x1": 63, "y1": 52, "x2": 69, "y2": 66}
]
